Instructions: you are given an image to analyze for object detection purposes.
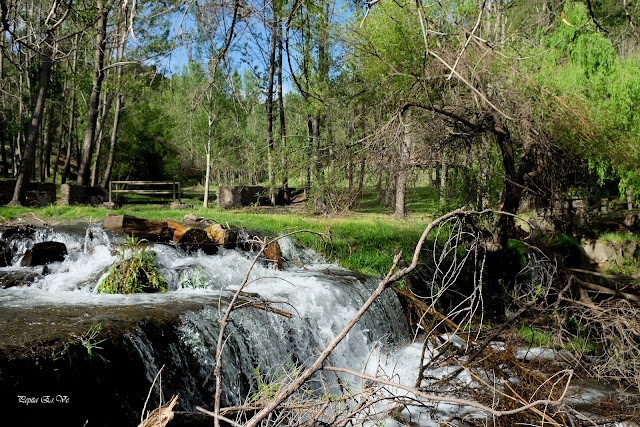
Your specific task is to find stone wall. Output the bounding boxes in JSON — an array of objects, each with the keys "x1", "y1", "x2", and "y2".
[
  {"x1": 217, "y1": 186, "x2": 267, "y2": 208},
  {"x1": 0, "y1": 179, "x2": 56, "y2": 206},
  {"x1": 59, "y1": 184, "x2": 108, "y2": 206}
]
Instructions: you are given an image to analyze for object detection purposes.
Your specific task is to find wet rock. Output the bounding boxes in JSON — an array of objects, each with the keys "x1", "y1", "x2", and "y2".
[
  {"x1": 1, "y1": 224, "x2": 36, "y2": 240},
  {"x1": 181, "y1": 213, "x2": 210, "y2": 227},
  {"x1": 0, "y1": 241, "x2": 12, "y2": 267},
  {"x1": 177, "y1": 228, "x2": 218, "y2": 255},
  {"x1": 237, "y1": 230, "x2": 284, "y2": 269},
  {"x1": 264, "y1": 241, "x2": 283, "y2": 270},
  {"x1": 20, "y1": 241, "x2": 67, "y2": 266},
  {"x1": 0, "y1": 271, "x2": 39, "y2": 288}
]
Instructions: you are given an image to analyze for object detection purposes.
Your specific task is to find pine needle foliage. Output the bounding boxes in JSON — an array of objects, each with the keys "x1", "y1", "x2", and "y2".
[{"x1": 98, "y1": 236, "x2": 167, "y2": 294}]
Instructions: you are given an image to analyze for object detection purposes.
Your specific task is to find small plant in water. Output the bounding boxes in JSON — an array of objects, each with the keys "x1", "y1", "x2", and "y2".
[
  {"x1": 53, "y1": 323, "x2": 108, "y2": 363},
  {"x1": 98, "y1": 236, "x2": 167, "y2": 294}
]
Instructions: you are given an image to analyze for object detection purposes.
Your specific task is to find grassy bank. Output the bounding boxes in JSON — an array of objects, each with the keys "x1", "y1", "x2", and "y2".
[{"x1": 0, "y1": 205, "x2": 432, "y2": 277}]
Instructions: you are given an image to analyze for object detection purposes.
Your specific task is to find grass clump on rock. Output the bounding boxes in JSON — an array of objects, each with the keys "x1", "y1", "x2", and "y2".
[{"x1": 98, "y1": 236, "x2": 167, "y2": 294}]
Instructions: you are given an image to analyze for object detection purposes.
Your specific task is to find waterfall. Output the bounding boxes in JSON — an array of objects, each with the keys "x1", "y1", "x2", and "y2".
[{"x1": 0, "y1": 223, "x2": 409, "y2": 425}]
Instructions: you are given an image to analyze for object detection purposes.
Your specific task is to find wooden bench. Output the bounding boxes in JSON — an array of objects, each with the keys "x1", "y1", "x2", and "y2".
[{"x1": 108, "y1": 181, "x2": 181, "y2": 204}]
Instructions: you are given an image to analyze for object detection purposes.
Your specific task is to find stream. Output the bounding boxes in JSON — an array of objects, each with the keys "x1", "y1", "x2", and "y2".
[
  {"x1": 0, "y1": 222, "x2": 637, "y2": 426},
  {"x1": 0, "y1": 222, "x2": 409, "y2": 426}
]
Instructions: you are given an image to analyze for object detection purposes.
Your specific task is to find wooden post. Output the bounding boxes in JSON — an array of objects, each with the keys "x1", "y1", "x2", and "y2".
[{"x1": 109, "y1": 181, "x2": 112, "y2": 203}]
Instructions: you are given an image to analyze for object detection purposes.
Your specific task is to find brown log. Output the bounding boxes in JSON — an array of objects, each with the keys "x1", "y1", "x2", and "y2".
[
  {"x1": 205, "y1": 224, "x2": 237, "y2": 249},
  {"x1": 102, "y1": 214, "x2": 172, "y2": 242},
  {"x1": 165, "y1": 219, "x2": 189, "y2": 242}
]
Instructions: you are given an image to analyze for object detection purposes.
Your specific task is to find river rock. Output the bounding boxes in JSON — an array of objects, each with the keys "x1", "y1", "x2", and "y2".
[
  {"x1": 1, "y1": 224, "x2": 36, "y2": 240},
  {"x1": 264, "y1": 241, "x2": 283, "y2": 270},
  {"x1": 0, "y1": 270, "x2": 40, "y2": 288},
  {"x1": 180, "y1": 213, "x2": 210, "y2": 227},
  {"x1": 582, "y1": 240, "x2": 616, "y2": 265},
  {"x1": 20, "y1": 241, "x2": 67, "y2": 266}
]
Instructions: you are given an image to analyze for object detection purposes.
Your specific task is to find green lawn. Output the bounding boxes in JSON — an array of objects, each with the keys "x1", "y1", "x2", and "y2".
[{"x1": 0, "y1": 204, "x2": 434, "y2": 278}]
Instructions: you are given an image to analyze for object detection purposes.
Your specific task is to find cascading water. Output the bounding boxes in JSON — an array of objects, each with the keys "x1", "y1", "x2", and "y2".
[{"x1": 0, "y1": 222, "x2": 409, "y2": 426}]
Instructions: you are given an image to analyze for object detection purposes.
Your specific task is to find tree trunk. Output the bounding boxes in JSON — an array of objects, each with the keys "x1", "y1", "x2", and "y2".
[
  {"x1": 204, "y1": 115, "x2": 212, "y2": 208},
  {"x1": 10, "y1": 40, "x2": 53, "y2": 205},
  {"x1": 61, "y1": 34, "x2": 79, "y2": 185},
  {"x1": 357, "y1": 155, "x2": 366, "y2": 199},
  {"x1": 0, "y1": 115, "x2": 7, "y2": 178},
  {"x1": 52, "y1": 97, "x2": 65, "y2": 184},
  {"x1": 39, "y1": 102, "x2": 54, "y2": 182},
  {"x1": 77, "y1": 0, "x2": 108, "y2": 186},
  {"x1": 439, "y1": 150, "x2": 448, "y2": 205},
  {"x1": 494, "y1": 121, "x2": 524, "y2": 247},
  {"x1": 102, "y1": 5, "x2": 127, "y2": 188},
  {"x1": 0, "y1": 34, "x2": 7, "y2": 178},
  {"x1": 276, "y1": 18, "x2": 288, "y2": 200},
  {"x1": 265, "y1": 11, "x2": 277, "y2": 206},
  {"x1": 394, "y1": 107, "x2": 412, "y2": 219}
]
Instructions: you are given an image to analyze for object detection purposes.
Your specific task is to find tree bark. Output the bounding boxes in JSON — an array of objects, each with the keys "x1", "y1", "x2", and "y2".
[
  {"x1": 10, "y1": 39, "x2": 53, "y2": 205},
  {"x1": 0, "y1": 32, "x2": 7, "y2": 178},
  {"x1": 0, "y1": 116, "x2": 7, "y2": 178},
  {"x1": 493, "y1": 120, "x2": 524, "y2": 247},
  {"x1": 204, "y1": 114, "x2": 213, "y2": 208},
  {"x1": 52, "y1": 95, "x2": 65, "y2": 184},
  {"x1": 276, "y1": 18, "x2": 288, "y2": 200},
  {"x1": 439, "y1": 149, "x2": 448, "y2": 205},
  {"x1": 265, "y1": 11, "x2": 277, "y2": 206},
  {"x1": 40, "y1": 101, "x2": 54, "y2": 182},
  {"x1": 77, "y1": 0, "x2": 109, "y2": 186},
  {"x1": 102, "y1": 4, "x2": 127, "y2": 187},
  {"x1": 395, "y1": 107, "x2": 412, "y2": 219}
]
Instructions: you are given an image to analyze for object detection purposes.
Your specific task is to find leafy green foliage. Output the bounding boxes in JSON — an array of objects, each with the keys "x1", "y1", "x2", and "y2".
[{"x1": 98, "y1": 236, "x2": 167, "y2": 294}]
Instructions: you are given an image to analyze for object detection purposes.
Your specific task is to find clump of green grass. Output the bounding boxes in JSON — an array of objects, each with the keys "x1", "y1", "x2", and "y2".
[
  {"x1": 98, "y1": 236, "x2": 167, "y2": 294},
  {"x1": 598, "y1": 232, "x2": 640, "y2": 243}
]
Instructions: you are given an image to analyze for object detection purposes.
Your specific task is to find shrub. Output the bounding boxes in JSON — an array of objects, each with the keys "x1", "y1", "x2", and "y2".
[{"x1": 98, "y1": 236, "x2": 167, "y2": 294}]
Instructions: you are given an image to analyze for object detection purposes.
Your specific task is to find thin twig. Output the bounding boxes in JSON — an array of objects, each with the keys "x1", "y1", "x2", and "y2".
[
  {"x1": 324, "y1": 366, "x2": 571, "y2": 418},
  {"x1": 140, "y1": 365, "x2": 165, "y2": 424}
]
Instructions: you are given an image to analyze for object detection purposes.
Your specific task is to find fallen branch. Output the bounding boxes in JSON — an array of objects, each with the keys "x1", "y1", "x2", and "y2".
[
  {"x1": 572, "y1": 275, "x2": 640, "y2": 303},
  {"x1": 196, "y1": 406, "x2": 243, "y2": 427},
  {"x1": 569, "y1": 267, "x2": 640, "y2": 281},
  {"x1": 324, "y1": 366, "x2": 572, "y2": 418}
]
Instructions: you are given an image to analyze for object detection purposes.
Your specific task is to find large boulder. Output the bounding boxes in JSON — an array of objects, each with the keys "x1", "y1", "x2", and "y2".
[{"x1": 20, "y1": 241, "x2": 67, "y2": 267}]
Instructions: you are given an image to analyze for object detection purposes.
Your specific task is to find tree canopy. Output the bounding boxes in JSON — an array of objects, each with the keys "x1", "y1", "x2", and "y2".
[{"x1": 0, "y1": 0, "x2": 638, "y2": 225}]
